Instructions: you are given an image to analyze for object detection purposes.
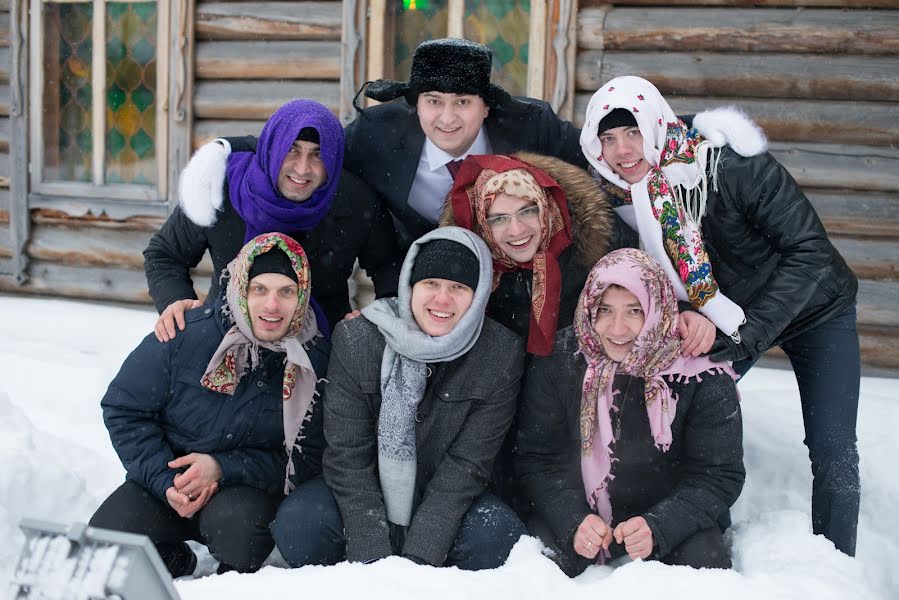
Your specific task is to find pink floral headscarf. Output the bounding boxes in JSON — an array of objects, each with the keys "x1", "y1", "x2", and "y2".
[{"x1": 575, "y1": 248, "x2": 735, "y2": 526}]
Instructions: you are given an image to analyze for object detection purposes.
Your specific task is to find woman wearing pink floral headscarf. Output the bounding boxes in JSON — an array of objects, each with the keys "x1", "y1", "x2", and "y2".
[{"x1": 516, "y1": 248, "x2": 744, "y2": 575}]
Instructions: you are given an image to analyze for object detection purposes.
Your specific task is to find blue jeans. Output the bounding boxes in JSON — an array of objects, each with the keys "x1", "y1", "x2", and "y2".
[
  {"x1": 734, "y1": 306, "x2": 860, "y2": 556},
  {"x1": 271, "y1": 477, "x2": 525, "y2": 569}
]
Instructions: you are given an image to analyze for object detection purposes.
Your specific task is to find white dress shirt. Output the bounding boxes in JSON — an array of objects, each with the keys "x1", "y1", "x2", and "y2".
[{"x1": 406, "y1": 128, "x2": 491, "y2": 223}]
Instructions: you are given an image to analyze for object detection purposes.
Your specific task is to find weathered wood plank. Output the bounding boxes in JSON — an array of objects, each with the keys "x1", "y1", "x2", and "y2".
[
  {"x1": 0, "y1": 188, "x2": 8, "y2": 214},
  {"x1": 0, "y1": 261, "x2": 153, "y2": 303},
  {"x1": 195, "y1": 41, "x2": 340, "y2": 80},
  {"x1": 575, "y1": 52, "x2": 899, "y2": 101},
  {"x1": 807, "y1": 190, "x2": 899, "y2": 238},
  {"x1": 0, "y1": 226, "x2": 9, "y2": 254},
  {"x1": 768, "y1": 142, "x2": 899, "y2": 194},
  {"x1": 196, "y1": 2, "x2": 341, "y2": 41},
  {"x1": 0, "y1": 0, "x2": 8, "y2": 11},
  {"x1": 580, "y1": 8, "x2": 899, "y2": 55},
  {"x1": 0, "y1": 13, "x2": 9, "y2": 47},
  {"x1": 857, "y1": 279, "x2": 899, "y2": 328},
  {"x1": 193, "y1": 80, "x2": 340, "y2": 119},
  {"x1": 0, "y1": 84, "x2": 9, "y2": 116},
  {"x1": 582, "y1": 0, "x2": 899, "y2": 7},
  {"x1": 28, "y1": 223, "x2": 155, "y2": 269},
  {"x1": 831, "y1": 236, "x2": 899, "y2": 281},
  {"x1": 0, "y1": 151, "x2": 8, "y2": 179},
  {"x1": 0, "y1": 117, "x2": 8, "y2": 152},
  {"x1": 0, "y1": 47, "x2": 8, "y2": 82},
  {"x1": 193, "y1": 119, "x2": 266, "y2": 148},
  {"x1": 856, "y1": 325, "x2": 899, "y2": 371},
  {"x1": 573, "y1": 94, "x2": 899, "y2": 146}
]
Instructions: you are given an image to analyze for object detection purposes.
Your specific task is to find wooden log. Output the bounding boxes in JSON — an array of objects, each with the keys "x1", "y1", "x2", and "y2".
[
  {"x1": 196, "y1": 2, "x2": 341, "y2": 41},
  {"x1": 579, "y1": 7, "x2": 899, "y2": 55},
  {"x1": 27, "y1": 224, "x2": 155, "y2": 269},
  {"x1": 0, "y1": 116, "x2": 8, "y2": 152},
  {"x1": 767, "y1": 142, "x2": 899, "y2": 194},
  {"x1": 0, "y1": 188, "x2": 8, "y2": 215},
  {"x1": 0, "y1": 47, "x2": 8, "y2": 82},
  {"x1": 575, "y1": 51, "x2": 899, "y2": 101},
  {"x1": 0, "y1": 13, "x2": 8, "y2": 47},
  {"x1": 195, "y1": 40, "x2": 341, "y2": 80},
  {"x1": 0, "y1": 260, "x2": 153, "y2": 303},
  {"x1": 0, "y1": 226, "x2": 9, "y2": 254},
  {"x1": 804, "y1": 190, "x2": 899, "y2": 239},
  {"x1": 831, "y1": 236, "x2": 899, "y2": 281},
  {"x1": 0, "y1": 85, "x2": 8, "y2": 116},
  {"x1": 581, "y1": 0, "x2": 899, "y2": 8},
  {"x1": 193, "y1": 119, "x2": 266, "y2": 148},
  {"x1": 856, "y1": 325, "x2": 899, "y2": 371},
  {"x1": 0, "y1": 259, "x2": 213, "y2": 303},
  {"x1": 0, "y1": 151, "x2": 8, "y2": 179},
  {"x1": 856, "y1": 280, "x2": 899, "y2": 331},
  {"x1": 573, "y1": 94, "x2": 899, "y2": 146},
  {"x1": 193, "y1": 80, "x2": 340, "y2": 119}
]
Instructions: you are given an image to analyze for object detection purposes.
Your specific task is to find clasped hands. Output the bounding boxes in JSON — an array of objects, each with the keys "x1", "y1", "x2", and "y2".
[
  {"x1": 165, "y1": 453, "x2": 222, "y2": 518},
  {"x1": 574, "y1": 514, "x2": 654, "y2": 562}
]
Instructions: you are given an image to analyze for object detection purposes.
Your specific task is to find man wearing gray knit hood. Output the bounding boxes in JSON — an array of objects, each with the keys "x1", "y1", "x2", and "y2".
[{"x1": 269, "y1": 226, "x2": 527, "y2": 569}]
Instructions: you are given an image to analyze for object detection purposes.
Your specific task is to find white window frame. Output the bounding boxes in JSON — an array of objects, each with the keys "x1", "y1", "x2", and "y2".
[{"x1": 28, "y1": 0, "x2": 171, "y2": 203}]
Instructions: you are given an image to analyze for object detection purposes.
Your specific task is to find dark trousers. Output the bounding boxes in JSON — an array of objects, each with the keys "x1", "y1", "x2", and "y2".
[
  {"x1": 89, "y1": 481, "x2": 280, "y2": 575},
  {"x1": 734, "y1": 306, "x2": 861, "y2": 556},
  {"x1": 271, "y1": 477, "x2": 525, "y2": 570}
]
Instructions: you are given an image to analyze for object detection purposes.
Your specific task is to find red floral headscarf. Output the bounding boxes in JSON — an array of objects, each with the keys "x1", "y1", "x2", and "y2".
[{"x1": 450, "y1": 154, "x2": 574, "y2": 355}]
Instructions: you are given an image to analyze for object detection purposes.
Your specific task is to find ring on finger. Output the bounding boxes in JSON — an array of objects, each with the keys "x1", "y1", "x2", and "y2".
[
  {"x1": 188, "y1": 494, "x2": 196, "y2": 501},
  {"x1": 586, "y1": 540, "x2": 593, "y2": 550}
]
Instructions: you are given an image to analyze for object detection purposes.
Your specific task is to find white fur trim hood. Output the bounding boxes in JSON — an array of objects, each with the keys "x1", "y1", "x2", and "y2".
[
  {"x1": 693, "y1": 106, "x2": 768, "y2": 158},
  {"x1": 178, "y1": 140, "x2": 232, "y2": 227}
]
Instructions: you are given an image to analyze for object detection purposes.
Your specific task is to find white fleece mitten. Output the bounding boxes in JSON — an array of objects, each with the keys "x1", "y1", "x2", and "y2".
[
  {"x1": 693, "y1": 106, "x2": 767, "y2": 158},
  {"x1": 179, "y1": 140, "x2": 231, "y2": 226}
]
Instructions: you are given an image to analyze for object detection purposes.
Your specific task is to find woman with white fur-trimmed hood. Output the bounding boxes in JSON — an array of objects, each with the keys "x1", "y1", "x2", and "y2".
[{"x1": 580, "y1": 75, "x2": 860, "y2": 556}]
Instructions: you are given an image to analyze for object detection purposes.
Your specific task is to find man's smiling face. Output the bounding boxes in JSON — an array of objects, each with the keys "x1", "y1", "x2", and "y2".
[{"x1": 416, "y1": 91, "x2": 489, "y2": 158}]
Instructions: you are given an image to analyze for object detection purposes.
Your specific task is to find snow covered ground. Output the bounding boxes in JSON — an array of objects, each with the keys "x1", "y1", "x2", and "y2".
[{"x1": 1, "y1": 295, "x2": 895, "y2": 599}]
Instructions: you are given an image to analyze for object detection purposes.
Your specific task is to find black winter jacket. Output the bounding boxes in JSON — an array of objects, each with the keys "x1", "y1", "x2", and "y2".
[
  {"x1": 144, "y1": 169, "x2": 400, "y2": 329},
  {"x1": 322, "y1": 316, "x2": 525, "y2": 566},
  {"x1": 700, "y1": 147, "x2": 857, "y2": 359},
  {"x1": 101, "y1": 301, "x2": 330, "y2": 502},
  {"x1": 515, "y1": 327, "x2": 745, "y2": 575}
]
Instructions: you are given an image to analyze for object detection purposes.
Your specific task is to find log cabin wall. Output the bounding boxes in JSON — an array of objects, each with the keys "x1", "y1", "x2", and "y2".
[
  {"x1": 0, "y1": 1, "x2": 343, "y2": 305},
  {"x1": 574, "y1": 1, "x2": 899, "y2": 370}
]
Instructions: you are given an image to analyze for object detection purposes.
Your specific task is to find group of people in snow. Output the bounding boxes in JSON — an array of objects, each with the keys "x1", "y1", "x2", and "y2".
[{"x1": 90, "y1": 38, "x2": 860, "y2": 578}]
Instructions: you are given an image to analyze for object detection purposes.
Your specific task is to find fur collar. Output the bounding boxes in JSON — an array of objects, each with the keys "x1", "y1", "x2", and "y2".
[
  {"x1": 693, "y1": 106, "x2": 767, "y2": 157},
  {"x1": 439, "y1": 152, "x2": 614, "y2": 268}
]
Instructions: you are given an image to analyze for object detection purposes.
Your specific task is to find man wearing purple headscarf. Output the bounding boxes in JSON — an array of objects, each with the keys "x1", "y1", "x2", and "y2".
[{"x1": 144, "y1": 100, "x2": 400, "y2": 340}]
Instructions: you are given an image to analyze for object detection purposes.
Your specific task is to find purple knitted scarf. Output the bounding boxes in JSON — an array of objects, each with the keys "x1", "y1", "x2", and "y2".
[{"x1": 226, "y1": 100, "x2": 344, "y2": 241}]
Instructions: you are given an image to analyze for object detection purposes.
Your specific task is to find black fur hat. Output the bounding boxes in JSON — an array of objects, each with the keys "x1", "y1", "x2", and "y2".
[{"x1": 363, "y1": 38, "x2": 512, "y2": 109}]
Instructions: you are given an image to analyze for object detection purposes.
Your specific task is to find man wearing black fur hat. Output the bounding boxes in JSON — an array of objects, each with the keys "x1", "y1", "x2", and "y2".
[{"x1": 180, "y1": 38, "x2": 589, "y2": 256}]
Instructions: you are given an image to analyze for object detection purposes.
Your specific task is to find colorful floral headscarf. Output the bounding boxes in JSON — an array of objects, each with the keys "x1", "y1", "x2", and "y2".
[
  {"x1": 575, "y1": 248, "x2": 734, "y2": 526},
  {"x1": 579, "y1": 76, "x2": 745, "y2": 338},
  {"x1": 201, "y1": 232, "x2": 321, "y2": 494},
  {"x1": 450, "y1": 154, "x2": 574, "y2": 356}
]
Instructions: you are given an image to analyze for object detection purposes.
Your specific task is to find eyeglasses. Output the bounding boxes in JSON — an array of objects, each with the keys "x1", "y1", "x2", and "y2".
[{"x1": 485, "y1": 204, "x2": 541, "y2": 229}]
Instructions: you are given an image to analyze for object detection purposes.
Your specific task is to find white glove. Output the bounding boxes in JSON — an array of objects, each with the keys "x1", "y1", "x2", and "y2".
[{"x1": 178, "y1": 140, "x2": 231, "y2": 226}]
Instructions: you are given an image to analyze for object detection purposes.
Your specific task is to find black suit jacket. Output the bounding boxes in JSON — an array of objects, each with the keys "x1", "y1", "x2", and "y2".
[{"x1": 342, "y1": 97, "x2": 587, "y2": 251}]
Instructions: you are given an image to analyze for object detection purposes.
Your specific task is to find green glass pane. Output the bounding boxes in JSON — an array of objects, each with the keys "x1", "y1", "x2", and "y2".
[
  {"x1": 131, "y1": 129, "x2": 154, "y2": 159},
  {"x1": 132, "y1": 84, "x2": 154, "y2": 113},
  {"x1": 42, "y1": 3, "x2": 93, "y2": 182},
  {"x1": 464, "y1": 0, "x2": 530, "y2": 97},
  {"x1": 391, "y1": 0, "x2": 448, "y2": 81},
  {"x1": 106, "y1": 2, "x2": 157, "y2": 185}
]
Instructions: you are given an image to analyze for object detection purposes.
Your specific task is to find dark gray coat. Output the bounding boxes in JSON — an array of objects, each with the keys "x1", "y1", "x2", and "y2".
[
  {"x1": 515, "y1": 327, "x2": 745, "y2": 574},
  {"x1": 322, "y1": 315, "x2": 525, "y2": 566}
]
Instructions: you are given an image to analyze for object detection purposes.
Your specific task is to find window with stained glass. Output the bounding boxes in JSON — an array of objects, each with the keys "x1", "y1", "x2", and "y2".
[
  {"x1": 33, "y1": 0, "x2": 163, "y2": 193},
  {"x1": 382, "y1": 0, "x2": 533, "y2": 98}
]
